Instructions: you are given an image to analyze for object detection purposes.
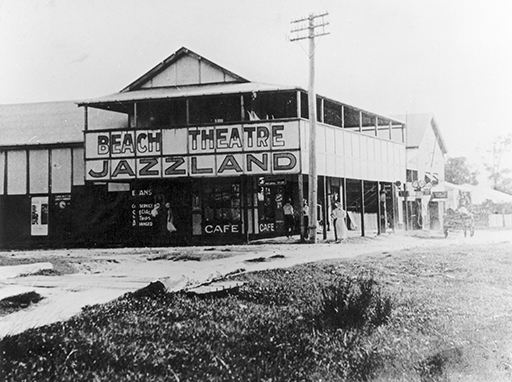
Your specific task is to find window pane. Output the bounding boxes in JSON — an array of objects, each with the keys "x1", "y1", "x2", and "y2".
[
  {"x1": 7, "y1": 150, "x2": 27, "y2": 195},
  {"x1": 73, "y1": 148, "x2": 85, "y2": 186},
  {"x1": 137, "y1": 99, "x2": 187, "y2": 128},
  {"x1": 324, "y1": 100, "x2": 342, "y2": 127},
  {"x1": 29, "y1": 150, "x2": 49, "y2": 194},
  {"x1": 189, "y1": 96, "x2": 241, "y2": 125},
  {"x1": 244, "y1": 92, "x2": 297, "y2": 121},
  {"x1": 51, "y1": 148, "x2": 72, "y2": 193}
]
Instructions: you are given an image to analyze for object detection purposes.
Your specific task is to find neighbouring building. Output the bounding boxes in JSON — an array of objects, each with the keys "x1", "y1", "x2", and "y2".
[
  {"x1": 393, "y1": 113, "x2": 448, "y2": 232},
  {"x1": 0, "y1": 47, "x2": 408, "y2": 249}
]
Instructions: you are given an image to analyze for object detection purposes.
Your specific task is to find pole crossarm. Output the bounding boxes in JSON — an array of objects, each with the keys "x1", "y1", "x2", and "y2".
[{"x1": 290, "y1": 12, "x2": 330, "y2": 41}]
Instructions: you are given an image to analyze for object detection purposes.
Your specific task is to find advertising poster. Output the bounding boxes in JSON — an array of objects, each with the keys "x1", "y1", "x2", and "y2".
[{"x1": 31, "y1": 196, "x2": 49, "y2": 236}]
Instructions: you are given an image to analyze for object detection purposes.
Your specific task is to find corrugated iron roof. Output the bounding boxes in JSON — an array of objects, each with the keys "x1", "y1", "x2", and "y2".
[
  {"x1": 0, "y1": 101, "x2": 127, "y2": 147},
  {"x1": 77, "y1": 82, "x2": 301, "y2": 107}
]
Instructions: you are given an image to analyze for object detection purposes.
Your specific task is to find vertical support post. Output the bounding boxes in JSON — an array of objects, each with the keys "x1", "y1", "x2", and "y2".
[
  {"x1": 84, "y1": 106, "x2": 89, "y2": 132},
  {"x1": 298, "y1": 173, "x2": 305, "y2": 242},
  {"x1": 319, "y1": 98, "x2": 324, "y2": 123},
  {"x1": 342, "y1": 178, "x2": 347, "y2": 210},
  {"x1": 360, "y1": 180, "x2": 365, "y2": 237},
  {"x1": 241, "y1": 175, "x2": 249, "y2": 243},
  {"x1": 404, "y1": 181, "x2": 409, "y2": 231},
  {"x1": 133, "y1": 102, "x2": 138, "y2": 128},
  {"x1": 296, "y1": 90, "x2": 302, "y2": 119},
  {"x1": 377, "y1": 181, "x2": 382, "y2": 235},
  {"x1": 240, "y1": 95, "x2": 245, "y2": 121},
  {"x1": 323, "y1": 175, "x2": 328, "y2": 240},
  {"x1": 186, "y1": 99, "x2": 190, "y2": 125},
  {"x1": 391, "y1": 182, "x2": 397, "y2": 233}
]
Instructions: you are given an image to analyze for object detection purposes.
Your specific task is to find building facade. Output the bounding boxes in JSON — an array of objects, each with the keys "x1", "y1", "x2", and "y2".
[
  {"x1": 393, "y1": 113, "x2": 448, "y2": 231},
  {"x1": 0, "y1": 47, "x2": 407, "y2": 248}
]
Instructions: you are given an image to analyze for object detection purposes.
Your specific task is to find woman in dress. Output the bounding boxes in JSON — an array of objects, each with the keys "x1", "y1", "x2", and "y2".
[{"x1": 331, "y1": 202, "x2": 348, "y2": 243}]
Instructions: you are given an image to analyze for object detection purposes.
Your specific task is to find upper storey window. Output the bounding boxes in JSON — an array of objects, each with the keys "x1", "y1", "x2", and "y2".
[
  {"x1": 243, "y1": 91, "x2": 297, "y2": 121},
  {"x1": 137, "y1": 99, "x2": 186, "y2": 128},
  {"x1": 189, "y1": 95, "x2": 241, "y2": 125}
]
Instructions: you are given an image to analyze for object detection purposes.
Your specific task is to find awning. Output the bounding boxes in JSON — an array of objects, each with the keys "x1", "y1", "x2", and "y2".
[{"x1": 76, "y1": 82, "x2": 300, "y2": 109}]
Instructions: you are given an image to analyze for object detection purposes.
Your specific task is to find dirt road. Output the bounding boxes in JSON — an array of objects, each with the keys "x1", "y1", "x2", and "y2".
[{"x1": 0, "y1": 230, "x2": 510, "y2": 339}]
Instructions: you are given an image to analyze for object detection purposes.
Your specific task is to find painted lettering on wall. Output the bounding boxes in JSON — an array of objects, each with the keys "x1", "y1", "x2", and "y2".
[
  {"x1": 204, "y1": 224, "x2": 240, "y2": 234},
  {"x1": 85, "y1": 122, "x2": 301, "y2": 181},
  {"x1": 259, "y1": 223, "x2": 275, "y2": 232}
]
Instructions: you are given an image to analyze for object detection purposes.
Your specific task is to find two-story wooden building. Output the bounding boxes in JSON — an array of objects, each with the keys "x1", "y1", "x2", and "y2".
[{"x1": 0, "y1": 47, "x2": 406, "y2": 248}]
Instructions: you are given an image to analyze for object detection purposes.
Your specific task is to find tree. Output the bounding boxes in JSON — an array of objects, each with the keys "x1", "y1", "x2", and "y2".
[
  {"x1": 445, "y1": 157, "x2": 479, "y2": 185},
  {"x1": 484, "y1": 134, "x2": 512, "y2": 194}
]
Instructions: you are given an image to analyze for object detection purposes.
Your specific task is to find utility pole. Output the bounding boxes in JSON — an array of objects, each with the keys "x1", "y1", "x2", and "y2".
[{"x1": 290, "y1": 12, "x2": 329, "y2": 242}]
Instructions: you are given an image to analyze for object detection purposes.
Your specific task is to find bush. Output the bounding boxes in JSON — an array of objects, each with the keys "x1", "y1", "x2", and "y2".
[{"x1": 320, "y1": 273, "x2": 393, "y2": 331}]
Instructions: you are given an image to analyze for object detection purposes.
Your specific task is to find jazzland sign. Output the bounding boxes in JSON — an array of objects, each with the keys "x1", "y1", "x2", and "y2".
[{"x1": 85, "y1": 122, "x2": 301, "y2": 181}]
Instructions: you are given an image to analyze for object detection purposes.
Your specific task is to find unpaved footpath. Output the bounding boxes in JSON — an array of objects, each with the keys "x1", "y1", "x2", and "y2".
[{"x1": 0, "y1": 230, "x2": 510, "y2": 338}]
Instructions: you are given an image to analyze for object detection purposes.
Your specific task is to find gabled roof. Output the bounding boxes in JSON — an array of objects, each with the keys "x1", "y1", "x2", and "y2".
[
  {"x1": 393, "y1": 113, "x2": 448, "y2": 154},
  {"x1": 121, "y1": 47, "x2": 249, "y2": 92},
  {"x1": 0, "y1": 101, "x2": 127, "y2": 147}
]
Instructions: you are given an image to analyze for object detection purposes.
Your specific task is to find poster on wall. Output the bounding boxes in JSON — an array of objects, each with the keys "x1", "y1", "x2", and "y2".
[{"x1": 31, "y1": 196, "x2": 49, "y2": 236}]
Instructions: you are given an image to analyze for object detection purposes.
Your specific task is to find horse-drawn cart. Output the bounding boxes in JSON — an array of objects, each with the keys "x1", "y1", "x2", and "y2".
[{"x1": 443, "y1": 209, "x2": 475, "y2": 238}]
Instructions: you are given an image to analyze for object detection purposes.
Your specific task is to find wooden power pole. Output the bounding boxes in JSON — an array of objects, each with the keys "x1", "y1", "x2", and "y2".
[{"x1": 290, "y1": 12, "x2": 329, "y2": 242}]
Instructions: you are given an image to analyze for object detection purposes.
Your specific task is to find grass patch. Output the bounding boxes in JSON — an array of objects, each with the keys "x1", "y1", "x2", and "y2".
[
  {"x1": 0, "y1": 262, "x2": 434, "y2": 382},
  {"x1": 3, "y1": 242, "x2": 512, "y2": 381}
]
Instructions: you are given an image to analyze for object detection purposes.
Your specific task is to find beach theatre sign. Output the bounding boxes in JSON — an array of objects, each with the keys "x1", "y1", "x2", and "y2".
[{"x1": 85, "y1": 122, "x2": 301, "y2": 181}]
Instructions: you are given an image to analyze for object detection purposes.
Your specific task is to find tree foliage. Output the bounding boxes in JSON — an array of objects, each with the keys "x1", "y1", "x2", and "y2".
[
  {"x1": 484, "y1": 134, "x2": 512, "y2": 194},
  {"x1": 445, "y1": 157, "x2": 479, "y2": 185}
]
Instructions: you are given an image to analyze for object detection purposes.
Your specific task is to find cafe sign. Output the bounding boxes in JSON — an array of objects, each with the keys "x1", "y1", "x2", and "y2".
[{"x1": 85, "y1": 122, "x2": 301, "y2": 181}]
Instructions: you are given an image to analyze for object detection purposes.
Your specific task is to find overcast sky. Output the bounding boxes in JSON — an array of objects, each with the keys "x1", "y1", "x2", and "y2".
[{"x1": 1, "y1": 0, "x2": 511, "y2": 174}]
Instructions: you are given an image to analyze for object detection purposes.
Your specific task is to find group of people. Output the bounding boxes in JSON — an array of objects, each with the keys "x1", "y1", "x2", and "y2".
[
  {"x1": 283, "y1": 199, "x2": 348, "y2": 243},
  {"x1": 151, "y1": 201, "x2": 177, "y2": 234}
]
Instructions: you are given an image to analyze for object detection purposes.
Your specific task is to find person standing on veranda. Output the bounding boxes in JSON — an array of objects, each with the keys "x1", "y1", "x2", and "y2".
[
  {"x1": 331, "y1": 202, "x2": 348, "y2": 243},
  {"x1": 302, "y1": 199, "x2": 309, "y2": 241},
  {"x1": 283, "y1": 199, "x2": 294, "y2": 239}
]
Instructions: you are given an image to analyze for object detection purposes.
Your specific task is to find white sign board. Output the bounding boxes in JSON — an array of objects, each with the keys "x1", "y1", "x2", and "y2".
[{"x1": 85, "y1": 122, "x2": 301, "y2": 181}]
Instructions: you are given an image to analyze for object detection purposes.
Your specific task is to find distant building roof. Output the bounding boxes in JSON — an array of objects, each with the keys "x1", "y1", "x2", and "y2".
[
  {"x1": 392, "y1": 113, "x2": 448, "y2": 154},
  {"x1": 0, "y1": 101, "x2": 127, "y2": 147},
  {"x1": 446, "y1": 182, "x2": 512, "y2": 204}
]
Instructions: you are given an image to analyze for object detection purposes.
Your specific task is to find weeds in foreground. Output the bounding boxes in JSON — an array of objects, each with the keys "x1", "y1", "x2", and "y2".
[
  {"x1": 320, "y1": 273, "x2": 393, "y2": 331},
  {"x1": 0, "y1": 263, "x2": 447, "y2": 382}
]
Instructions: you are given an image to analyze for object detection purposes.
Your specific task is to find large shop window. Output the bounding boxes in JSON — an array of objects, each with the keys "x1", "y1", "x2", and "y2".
[
  {"x1": 257, "y1": 185, "x2": 283, "y2": 233},
  {"x1": 196, "y1": 181, "x2": 242, "y2": 235}
]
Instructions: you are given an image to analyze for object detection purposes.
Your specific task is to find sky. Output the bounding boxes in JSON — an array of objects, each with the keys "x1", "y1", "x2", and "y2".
[{"x1": 1, "y1": 0, "x2": 511, "y2": 177}]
